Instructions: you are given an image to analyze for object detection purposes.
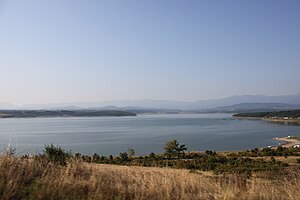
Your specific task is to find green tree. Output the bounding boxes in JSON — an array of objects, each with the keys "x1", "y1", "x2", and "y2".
[
  {"x1": 119, "y1": 152, "x2": 129, "y2": 162},
  {"x1": 43, "y1": 144, "x2": 70, "y2": 165},
  {"x1": 149, "y1": 152, "x2": 156, "y2": 160},
  {"x1": 164, "y1": 139, "x2": 187, "y2": 158}
]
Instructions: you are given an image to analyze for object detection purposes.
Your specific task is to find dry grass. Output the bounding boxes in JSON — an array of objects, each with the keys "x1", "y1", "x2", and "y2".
[
  {"x1": 251, "y1": 156, "x2": 300, "y2": 165},
  {"x1": 0, "y1": 156, "x2": 299, "y2": 200}
]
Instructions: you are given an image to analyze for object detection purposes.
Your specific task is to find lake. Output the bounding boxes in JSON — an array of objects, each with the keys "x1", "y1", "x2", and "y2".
[{"x1": 0, "y1": 113, "x2": 299, "y2": 155}]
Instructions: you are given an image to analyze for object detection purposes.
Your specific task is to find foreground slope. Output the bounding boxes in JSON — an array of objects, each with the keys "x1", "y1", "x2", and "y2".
[{"x1": 0, "y1": 156, "x2": 299, "y2": 200}]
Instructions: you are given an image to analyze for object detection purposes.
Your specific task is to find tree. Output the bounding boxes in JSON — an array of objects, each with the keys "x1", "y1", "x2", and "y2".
[
  {"x1": 164, "y1": 139, "x2": 187, "y2": 158},
  {"x1": 92, "y1": 153, "x2": 100, "y2": 162},
  {"x1": 43, "y1": 144, "x2": 70, "y2": 165},
  {"x1": 119, "y1": 152, "x2": 129, "y2": 162},
  {"x1": 149, "y1": 152, "x2": 156, "y2": 160}
]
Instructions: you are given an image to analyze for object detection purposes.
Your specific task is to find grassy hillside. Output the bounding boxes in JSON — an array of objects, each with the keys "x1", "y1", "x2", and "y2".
[
  {"x1": 1, "y1": 142, "x2": 300, "y2": 200},
  {"x1": 1, "y1": 156, "x2": 300, "y2": 200}
]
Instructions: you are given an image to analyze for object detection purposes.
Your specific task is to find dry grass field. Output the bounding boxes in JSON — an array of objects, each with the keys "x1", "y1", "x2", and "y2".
[{"x1": 0, "y1": 156, "x2": 300, "y2": 200}]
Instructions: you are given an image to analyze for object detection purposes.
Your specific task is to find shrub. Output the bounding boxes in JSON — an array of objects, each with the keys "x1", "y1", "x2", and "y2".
[
  {"x1": 119, "y1": 152, "x2": 129, "y2": 162},
  {"x1": 43, "y1": 144, "x2": 70, "y2": 165}
]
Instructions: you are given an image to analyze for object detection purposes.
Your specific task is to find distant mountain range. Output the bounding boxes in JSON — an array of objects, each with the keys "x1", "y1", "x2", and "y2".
[
  {"x1": 1, "y1": 94, "x2": 300, "y2": 113},
  {"x1": 203, "y1": 102, "x2": 300, "y2": 113},
  {"x1": 0, "y1": 103, "x2": 19, "y2": 110}
]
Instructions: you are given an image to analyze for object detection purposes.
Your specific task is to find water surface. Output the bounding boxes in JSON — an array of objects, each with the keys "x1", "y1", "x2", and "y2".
[{"x1": 0, "y1": 114, "x2": 299, "y2": 155}]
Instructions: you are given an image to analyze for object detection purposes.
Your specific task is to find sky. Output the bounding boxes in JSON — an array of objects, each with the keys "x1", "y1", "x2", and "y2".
[{"x1": 0, "y1": 0, "x2": 299, "y2": 105}]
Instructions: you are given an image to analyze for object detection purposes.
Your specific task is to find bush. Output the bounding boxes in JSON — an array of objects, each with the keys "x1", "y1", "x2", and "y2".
[
  {"x1": 119, "y1": 152, "x2": 129, "y2": 162},
  {"x1": 43, "y1": 144, "x2": 70, "y2": 165}
]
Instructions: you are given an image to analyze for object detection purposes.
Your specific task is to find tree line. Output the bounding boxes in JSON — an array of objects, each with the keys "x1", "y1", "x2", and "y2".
[{"x1": 18, "y1": 139, "x2": 300, "y2": 175}]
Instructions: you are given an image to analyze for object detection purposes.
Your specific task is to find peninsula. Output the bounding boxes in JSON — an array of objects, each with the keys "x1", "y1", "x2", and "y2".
[
  {"x1": 233, "y1": 110, "x2": 300, "y2": 124},
  {"x1": 0, "y1": 110, "x2": 137, "y2": 118}
]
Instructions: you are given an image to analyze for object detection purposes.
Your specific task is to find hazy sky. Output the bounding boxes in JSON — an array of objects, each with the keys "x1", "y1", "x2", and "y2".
[{"x1": 0, "y1": 0, "x2": 299, "y2": 105}]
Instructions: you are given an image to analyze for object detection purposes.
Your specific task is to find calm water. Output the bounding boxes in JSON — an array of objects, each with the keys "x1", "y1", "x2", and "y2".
[{"x1": 0, "y1": 114, "x2": 299, "y2": 155}]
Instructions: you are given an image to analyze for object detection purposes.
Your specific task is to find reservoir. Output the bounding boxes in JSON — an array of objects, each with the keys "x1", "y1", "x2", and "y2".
[{"x1": 0, "y1": 113, "x2": 299, "y2": 155}]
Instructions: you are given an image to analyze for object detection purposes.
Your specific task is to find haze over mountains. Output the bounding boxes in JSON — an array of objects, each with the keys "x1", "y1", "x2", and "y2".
[
  {"x1": 1, "y1": 94, "x2": 300, "y2": 113},
  {"x1": 204, "y1": 102, "x2": 300, "y2": 113}
]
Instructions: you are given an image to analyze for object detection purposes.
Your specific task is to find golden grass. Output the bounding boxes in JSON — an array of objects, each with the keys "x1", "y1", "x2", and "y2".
[
  {"x1": 250, "y1": 156, "x2": 299, "y2": 165},
  {"x1": 0, "y1": 157, "x2": 299, "y2": 200}
]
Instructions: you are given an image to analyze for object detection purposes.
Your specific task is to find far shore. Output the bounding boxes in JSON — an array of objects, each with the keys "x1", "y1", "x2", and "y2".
[
  {"x1": 262, "y1": 118, "x2": 300, "y2": 124},
  {"x1": 233, "y1": 116, "x2": 300, "y2": 124}
]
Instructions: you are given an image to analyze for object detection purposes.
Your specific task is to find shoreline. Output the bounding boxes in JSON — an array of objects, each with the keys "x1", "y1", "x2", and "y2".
[
  {"x1": 233, "y1": 116, "x2": 300, "y2": 124},
  {"x1": 262, "y1": 118, "x2": 300, "y2": 124},
  {"x1": 273, "y1": 136, "x2": 300, "y2": 148}
]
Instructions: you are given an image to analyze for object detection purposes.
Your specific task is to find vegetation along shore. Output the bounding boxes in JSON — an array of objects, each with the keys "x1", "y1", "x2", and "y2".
[
  {"x1": 1, "y1": 138, "x2": 300, "y2": 200},
  {"x1": 233, "y1": 110, "x2": 300, "y2": 124},
  {"x1": 0, "y1": 110, "x2": 137, "y2": 118}
]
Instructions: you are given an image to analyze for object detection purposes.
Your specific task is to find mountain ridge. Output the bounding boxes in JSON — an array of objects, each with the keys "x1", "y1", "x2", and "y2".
[
  {"x1": 1, "y1": 93, "x2": 300, "y2": 110},
  {"x1": 203, "y1": 102, "x2": 300, "y2": 113}
]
